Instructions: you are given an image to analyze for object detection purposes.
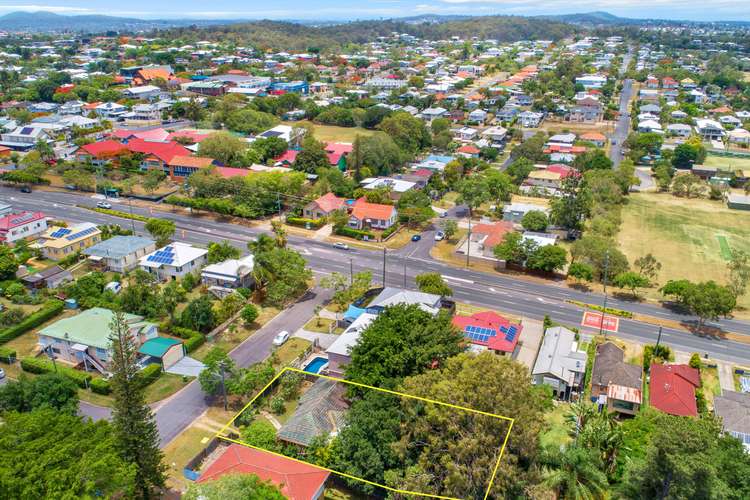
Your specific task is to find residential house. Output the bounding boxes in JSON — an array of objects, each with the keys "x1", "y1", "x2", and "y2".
[
  {"x1": 714, "y1": 391, "x2": 750, "y2": 450},
  {"x1": 0, "y1": 211, "x2": 47, "y2": 244},
  {"x1": 695, "y1": 119, "x2": 725, "y2": 140},
  {"x1": 580, "y1": 132, "x2": 607, "y2": 147},
  {"x1": 420, "y1": 107, "x2": 448, "y2": 123},
  {"x1": 575, "y1": 74, "x2": 607, "y2": 89},
  {"x1": 197, "y1": 445, "x2": 330, "y2": 500},
  {"x1": 125, "y1": 103, "x2": 162, "y2": 126},
  {"x1": 569, "y1": 96, "x2": 603, "y2": 122},
  {"x1": 481, "y1": 125, "x2": 508, "y2": 147},
  {"x1": 326, "y1": 312, "x2": 378, "y2": 377},
  {"x1": 95, "y1": 102, "x2": 128, "y2": 120},
  {"x1": 0, "y1": 125, "x2": 52, "y2": 151},
  {"x1": 503, "y1": 202, "x2": 550, "y2": 223},
  {"x1": 649, "y1": 363, "x2": 701, "y2": 417},
  {"x1": 456, "y1": 144, "x2": 481, "y2": 158},
  {"x1": 122, "y1": 85, "x2": 161, "y2": 100},
  {"x1": 139, "y1": 242, "x2": 208, "y2": 281},
  {"x1": 532, "y1": 326, "x2": 588, "y2": 400},
  {"x1": 166, "y1": 155, "x2": 216, "y2": 180},
  {"x1": 591, "y1": 342, "x2": 643, "y2": 416},
  {"x1": 638, "y1": 119, "x2": 663, "y2": 134},
  {"x1": 37, "y1": 307, "x2": 158, "y2": 374},
  {"x1": 303, "y1": 192, "x2": 347, "y2": 220},
  {"x1": 126, "y1": 138, "x2": 191, "y2": 174},
  {"x1": 75, "y1": 139, "x2": 130, "y2": 165},
  {"x1": 277, "y1": 378, "x2": 349, "y2": 447},
  {"x1": 518, "y1": 111, "x2": 544, "y2": 128},
  {"x1": 37, "y1": 223, "x2": 101, "y2": 260},
  {"x1": 467, "y1": 109, "x2": 488, "y2": 124},
  {"x1": 83, "y1": 235, "x2": 157, "y2": 272},
  {"x1": 20, "y1": 265, "x2": 73, "y2": 290},
  {"x1": 257, "y1": 124, "x2": 305, "y2": 144},
  {"x1": 348, "y1": 198, "x2": 397, "y2": 230},
  {"x1": 454, "y1": 126, "x2": 478, "y2": 141},
  {"x1": 728, "y1": 128, "x2": 750, "y2": 146},
  {"x1": 201, "y1": 254, "x2": 255, "y2": 290},
  {"x1": 667, "y1": 123, "x2": 692, "y2": 137},
  {"x1": 457, "y1": 220, "x2": 515, "y2": 259},
  {"x1": 138, "y1": 337, "x2": 185, "y2": 370},
  {"x1": 360, "y1": 177, "x2": 417, "y2": 200},
  {"x1": 496, "y1": 105, "x2": 520, "y2": 123},
  {"x1": 452, "y1": 311, "x2": 522, "y2": 355},
  {"x1": 728, "y1": 193, "x2": 750, "y2": 211}
]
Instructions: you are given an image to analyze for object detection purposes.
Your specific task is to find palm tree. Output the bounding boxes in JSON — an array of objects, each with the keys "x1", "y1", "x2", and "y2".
[
  {"x1": 543, "y1": 446, "x2": 608, "y2": 500},
  {"x1": 565, "y1": 401, "x2": 597, "y2": 440}
]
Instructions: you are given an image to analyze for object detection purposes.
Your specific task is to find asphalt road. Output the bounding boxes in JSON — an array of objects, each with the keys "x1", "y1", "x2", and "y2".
[
  {"x1": 610, "y1": 50, "x2": 634, "y2": 167},
  {"x1": 5, "y1": 187, "x2": 750, "y2": 361}
]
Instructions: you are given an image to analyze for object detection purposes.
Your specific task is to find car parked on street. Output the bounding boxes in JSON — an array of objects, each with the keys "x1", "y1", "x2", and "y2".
[
  {"x1": 411, "y1": 234, "x2": 421, "y2": 242},
  {"x1": 435, "y1": 231, "x2": 445, "y2": 241},
  {"x1": 272, "y1": 331, "x2": 290, "y2": 346},
  {"x1": 97, "y1": 201, "x2": 112, "y2": 209},
  {"x1": 333, "y1": 242, "x2": 349, "y2": 250}
]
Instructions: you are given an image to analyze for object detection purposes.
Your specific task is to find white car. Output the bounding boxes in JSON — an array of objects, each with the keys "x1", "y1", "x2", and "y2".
[
  {"x1": 434, "y1": 231, "x2": 445, "y2": 241},
  {"x1": 272, "y1": 330, "x2": 290, "y2": 346},
  {"x1": 97, "y1": 201, "x2": 112, "y2": 209},
  {"x1": 0, "y1": 367, "x2": 5, "y2": 379},
  {"x1": 333, "y1": 242, "x2": 349, "y2": 250}
]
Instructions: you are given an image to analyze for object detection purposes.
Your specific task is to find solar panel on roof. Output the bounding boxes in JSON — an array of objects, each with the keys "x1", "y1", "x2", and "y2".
[
  {"x1": 10, "y1": 213, "x2": 34, "y2": 225},
  {"x1": 505, "y1": 326, "x2": 518, "y2": 342},
  {"x1": 20, "y1": 127, "x2": 34, "y2": 135},
  {"x1": 66, "y1": 227, "x2": 96, "y2": 241}
]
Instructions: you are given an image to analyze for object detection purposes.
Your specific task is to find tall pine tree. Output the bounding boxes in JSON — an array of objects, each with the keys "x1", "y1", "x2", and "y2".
[{"x1": 109, "y1": 312, "x2": 166, "y2": 499}]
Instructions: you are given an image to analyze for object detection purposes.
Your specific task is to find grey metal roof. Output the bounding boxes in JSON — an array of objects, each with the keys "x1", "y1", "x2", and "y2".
[
  {"x1": 532, "y1": 326, "x2": 587, "y2": 384},
  {"x1": 277, "y1": 378, "x2": 349, "y2": 447},
  {"x1": 83, "y1": 235, "x2": 155, "y2": 259},
  {"x1": 714, "y1": 391, "x2": 750, "y2": 435}
]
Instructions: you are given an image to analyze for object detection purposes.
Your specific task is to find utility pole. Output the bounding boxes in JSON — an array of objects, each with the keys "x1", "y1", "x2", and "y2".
[
  {"x1": 599, "y1": 249, "x2": 610, "y2": 337},
  {"x1": 219, "y1": 361, "x2": 228, "y2": 411},
  {"x1": 655, "y1": 326, "x2": 663, "y2": 351},
  {"x1": 349, "y1": 258, "x2": 353, "y2": 287},
  {"x1": 403, "y1": 256, "x2": 407, "y2": 288},
  {"x1": 466, "y1": 216, "x2": 472, "y2": 267},
  {"x1": 382, "y1": 247, "x2": 386, "y2": 287},
  {"x1": 127, "y1": 195, "x2": 135, "y2": 234}
]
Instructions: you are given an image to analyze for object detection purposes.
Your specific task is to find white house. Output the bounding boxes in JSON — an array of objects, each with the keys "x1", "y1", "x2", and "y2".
[
  {"x1": 667, "y1": 123, "x2": 692, "y2": 137},
  {"x1": 139, "y1": 242, "x2": 208, "y2": 281},
  {"x1": 694, "y1": 119, "x2": 725, "y2": 140},
  {"x1": 96, "y1": 102, "x2": 128, "y2": 120},
  {"x1": 532, "y1": 326, "x2": 588, "y2": 399},
  {"x1": 575, "y1": 74, "x2": 607, "y2": 89},
  {"x1": 201, "y1": 254, "x2": 255, "y2": 290},
  {"x1": 0, "y1": 211, "x2": 47, "y2": 244},
  {"x1": 83, "y1": 235, "x2": 157, "y2": 273},
  {"x1": 122, "y1": 85, "x2": 161, "y2": 100}
]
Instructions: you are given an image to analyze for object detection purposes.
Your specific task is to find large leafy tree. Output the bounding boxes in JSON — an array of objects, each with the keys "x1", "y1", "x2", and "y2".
[
  {"x1": 550, "y1": 175, "x2": 592, "y2": 232},
  {"x1": 390, "y1": 353, "x2": 548, "y2": 498},
  {"x1": 542, "y1": 446, "x2": 609, "y2": 500},
  {"x1": 0, "y1": 245, "x2": 19, "y2": 280},
  {"x1": 207, "y1": 240, "x2": 240, "y2": 264},
  {"x1": 415, "y1": 272, "x2": 453, "y2": 296},
  {"x1": 379, "y1": 111, "x2": 431, "y2": 154},
  {"x1": 456, "y1": 175, "x2": 491, "y2": 218},
  {"x1": 184, "y1": 473, "x2": 285, "y2": 500},
  {"x1": 109, "y1": 312, "x2": 166, "y2": 498},
  {"x1": 181, "y1": 296, "x2": 217, "y2": 333},
  {"x1": 144, "y1": 218, "x2": 175, "y2": 248},
  {"x1": 293, "y1": 136, "x2": 330, "y2": 173},
  {"x1": 345, "y1": 304, "x2": 464, "y2": 389},
  {"x1": 199, "y1": 131, "x2": 248, "y2": 165},
  {"x1": 0, "y1": 373, "x2": 78, "y2": 414},
  {"x1": 252, "y1": 245, "x2": 312, "y2": 307},
  {"x1": 0, "y1": 410, "x2": 136, "y2": 498},
  {"x1": 684, "y1": 280, "x2": 736, "y2": 330}
]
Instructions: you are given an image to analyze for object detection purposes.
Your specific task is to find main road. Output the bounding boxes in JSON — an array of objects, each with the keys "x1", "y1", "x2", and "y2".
[
  {"x1": 3, "y1": 186, "x2": 750, "y2": 366},
  {"x1": 610, "y1": 49, "x2": 634, "y2": 166}
]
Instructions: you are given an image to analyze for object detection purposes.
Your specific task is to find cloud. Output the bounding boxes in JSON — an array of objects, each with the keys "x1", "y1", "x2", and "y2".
[{"x1": 0, "y1": 4, "x2": 92, "y2": 13}]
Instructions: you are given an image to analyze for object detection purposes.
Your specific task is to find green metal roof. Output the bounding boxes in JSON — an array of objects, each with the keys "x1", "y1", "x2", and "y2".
[
  {"x1": 138, "y1": 337, "x2": 182, "y2": 358},
  {"x1": 38, "y1": 307, "x2": 155, "y2": 350}
]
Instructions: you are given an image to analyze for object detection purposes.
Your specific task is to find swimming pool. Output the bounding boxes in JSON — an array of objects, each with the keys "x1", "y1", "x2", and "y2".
[{"x1": 303, "y1": 356, "x2": 328, "y2": 374}]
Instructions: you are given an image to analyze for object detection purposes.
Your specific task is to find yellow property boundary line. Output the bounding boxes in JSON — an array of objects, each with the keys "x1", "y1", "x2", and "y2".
[{"x1": 214, "y1": 367, "x2": 515, "y2": 500}]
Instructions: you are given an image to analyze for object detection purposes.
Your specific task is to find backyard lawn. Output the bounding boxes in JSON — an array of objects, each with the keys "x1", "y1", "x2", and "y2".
[
  {"x1": 272, "y1": 338, "x2": 312, "y2": 369},
  {"x1": 701, "y1": 366, "x2": 722, "y2": 406},
  {"x1": 539, "y1": 403, "x2": 572, "y2": 450},
  {"x1": 288, "y1": 120, "x2": 376, "y2": 143},
  {"x1": 701, "y1": 153, "x2": 750, "y2": 171},
  {"x1": 617, "y1": 192, "x2": 750, "y2": 312},
  {"x1": 303, "y1": 317, "x2": 343, "y2": 334}
]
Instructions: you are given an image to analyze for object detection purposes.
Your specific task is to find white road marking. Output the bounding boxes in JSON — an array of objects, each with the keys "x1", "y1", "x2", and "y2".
[{"x1": 441, "y1": 274, "x2": 474, "y2": 284}]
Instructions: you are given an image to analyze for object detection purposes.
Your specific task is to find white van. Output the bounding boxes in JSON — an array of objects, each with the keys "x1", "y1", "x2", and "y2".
[{"x1": 105, "y1": 281, "x2": 122, "y2": 294}]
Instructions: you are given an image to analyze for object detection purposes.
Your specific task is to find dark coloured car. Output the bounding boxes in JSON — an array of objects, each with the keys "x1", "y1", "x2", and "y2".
[{"x1": 411, "y1": 234, "x2": 421, "y2": 242}]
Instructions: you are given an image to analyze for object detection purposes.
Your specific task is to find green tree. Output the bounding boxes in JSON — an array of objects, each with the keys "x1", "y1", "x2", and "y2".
[
  {"x1": 494, "y1": 231, "x2": 533, "y2": 265},
  {"x1": 345, "y1": 304, "x2": 463, "y2": 389},
  {"x1": 542, "y1": 446, "x2": 608, "y2": 500},
  {"x1": 0, "y1": 410, "x2": 136, "y2": 498},
  {"x1": 184, "y1": 473, "x2": 285, "y2": 500},
  {"x1": 689, "y1": 353, "x2": 702, "y2": 370},
  {"x1": 293, "y1": 136, "x2": 330, "y2": 173},
  {"x1": 181, "y1": 296, "x2": 216, "y2": 333},
  {"x1": 506, "y1": 157, "x2": 535, "y2": 184},
  {"x1": 144, "y1": 218, "x2": 175, "y2": 247},
  {"x1": 198, "y1": 346, "x2": 237, "y2": 396},
  {"x1": 526, "y1": 245, "x2": 568, "y2": 273},
  {"x1": 483, "y1": 169, "x2": 515, "y2": 205},
  {"x1": 568, "y1": 262, "x2": 594, "y2": 284},
  {"x1": 684, "y1": 280, "x2": 736, "y2": 330},
  {"x1": 109, "y1": 311, "x2": 166, "y2": 498},
  {"x1": 672, "y1": 141, "x2": 706, "y2": 169},
  {"x1": 727, "y1": 249, "x2": 750, "y2": 298},
  {"x1": 142, "y1": 169, "x2": 165, "y2": 194},
  {"x1": 253, "y1": 246, "x2": 312, "y2": 307},
  {"x1": 415, "y1": 273, "x2": 453, "y2": 296},
  {"x1": 456, "y1": 176, "x2": 490, "y2": 218},
  {"x1": 379, "y1": 111, "x2": 431, "y2": 154},
  {"x1": 160, "y1": 280, "x2": 186, "y2": 322},
  {"x1": 570, "y1": 235, "x2": 629, "y2": 282},
  {"x1": 550, "y1": 175, "x2": 592, "y2": 232},
  {"x1": 521, "y1": 209, "x2": 549, "y2": 232},
  {"x1": 241, "y1": 419, "x2": 282, "y2": 451},
  {"x1": 0, "y1": 373, "x2": 79, "y2": 414},
  {"x1": 440, "y1": 219, "x2": 458, "y2": 241},
  {"x1": 613, "y1": 271, "x2": 651, "y2": 297},
  {"x1": 199, "y1": 131, "x2": 248, "y2": 165},
  {"x1": 572, "y1": 149, "x2": 613, "y2": 172},
  {"x1": 240, "y1": 303, "x2": 259, "y2": 325},
  {"x1": 207, "y1": 240, "x2": 241, "y2": 264},
  {"x1": 634, "y1": 253, "x2": 662, "y2": 282},
  {"x1": 0, "y1": 245, "x2": 19, "y2": 280}
]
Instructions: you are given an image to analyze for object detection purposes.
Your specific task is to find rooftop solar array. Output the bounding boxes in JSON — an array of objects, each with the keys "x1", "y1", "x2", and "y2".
[
  {"x1": 10, "y1": 212, "x2": 35, "y2": 225},
  {"x1": 500, "y1": 325, "x2": 519, "y2": 342},
  {"x1": 49, "y1": 228, "x2": 72, "y2": 238},
  {"x1": 146, "y1": 246, "x2": 175, "y2": 265},
  {"x1": 465, "y1": 325, "x2": 496, "y2": 343},
  {"x1": 66, "y1": 226, "x2": 97, "y2": 241},
  {"x1": 20, "y1": 127, "x2": 34, "y2": 135}
]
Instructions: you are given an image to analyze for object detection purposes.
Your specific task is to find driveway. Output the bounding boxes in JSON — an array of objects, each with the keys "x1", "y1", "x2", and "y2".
[
  {"x1": 632, "y1": 167, "x2": 655, "y2": 192},
  {"x1": 165, "y1": 357, "x2": 206, "y2": 377}
]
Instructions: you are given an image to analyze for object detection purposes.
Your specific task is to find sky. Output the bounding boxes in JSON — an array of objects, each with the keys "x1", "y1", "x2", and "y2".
[{"x1": 0, "y1": 1, "x2": 746, "y2": 22}]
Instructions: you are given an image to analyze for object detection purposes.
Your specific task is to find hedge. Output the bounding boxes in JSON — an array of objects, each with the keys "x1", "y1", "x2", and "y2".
[
  {"x1": 170, "y1": 326, "x2": 202, "y2": 340},
  {"x1": 0, "y1": 300, "x2": 64, "y2": 345},
  {"x1": 165, "y1": 195, "x2": 261, "y2": 219},
  {"x1": 286, "y1": 217, "x2": 326, "y2": 229},
  {"x1": 381, "y1": 224, "x2": 399, "y2": 240},
  {"x1": 184, "y1": 333, "x2": 206, "y2": 353},
  {"x1": 334, "y1": 226, "x2": 375, "y2": 241},
  {"x1": 20, "y1": 357, "x2": 92, "y2": 388},
  {"x1": 90, "y1": 377, "x2": 111, "y2": 395},
  {"x1": 138, "y1": 363, "x2": 162, "y2": 388},
  {"x1": 0, "y1": 346, "x2": 16, "y2": 363},
  {"x1": 86, "y1": 207, "x2": 149, "y2": 222}
]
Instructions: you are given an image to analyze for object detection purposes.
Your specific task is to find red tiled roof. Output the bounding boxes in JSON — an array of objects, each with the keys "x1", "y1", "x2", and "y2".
[
  {"x1": 111, "y1": 128, "x2": 170, "y2": 142},
  {"x1": 457, "y1": 144, "x2": 480, "y2": 154},
  {"x1": 197, "y1": 444, "x2": 329, "y2": 500},
  {"x1": 471, "y1": 221, "x2": 515, "y2": 248},
  {"x1": 325, "y1": 142, "x2": 352, "y2": 166},
  {"x1": 580, "y1": 132, "x2": 607, "y2": 142},
  {"x1": 351, "y1": 198, "x2": 395, "y2": 222},
  {"x1": 275, "y1": 150, "x2": 299, "y2": 164},
  {"x1": 0, "y1": 211, "x2": 45, "y2": 231},
  {"x1": 215, "y1": 166, "x2": 252, "y2": 178},
  {"x1": 412, "y1": 168, "x2": 434, "y2": 178},
  {"x1": 544, "y1": 145, "x2": 587, "y2": 154},
  {"x1": 313, "y1": 192, "x2": 346, "y2": 213},
  {"x1": 452, "y1": 311, "x2": 522, "y2": 353},
  {"x1": 547, "y1": 164, "x2": 578, "y2": 179},
  {"x1": 649, "y1": 363, "x2": 701, "y2": 417},
  {"x1": 78, "y1": 140, "x2": 129, "y2": 158},
  {"x1": 125, "y1": 138, "x2": 190, "y2": 164}
]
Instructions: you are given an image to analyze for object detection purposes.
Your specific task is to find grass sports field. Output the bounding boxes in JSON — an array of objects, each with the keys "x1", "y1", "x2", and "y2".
[
  {"x1": 701, "y1": 154, "x2": 750, "y2": 171},
  {"x1": 288, "y1": 120, "x2": 376, "y2": 143},
  {"x1": 617, "y1": 193, "x2": 750, "y2": 312}
]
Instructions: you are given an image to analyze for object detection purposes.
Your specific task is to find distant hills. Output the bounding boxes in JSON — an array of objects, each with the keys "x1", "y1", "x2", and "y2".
[
  {"x1": 0, "y1": 10, "x2": 746, "y2": 34},
  {"x1": 0, "y1": 11, "x2": 233, "y2": 32}
]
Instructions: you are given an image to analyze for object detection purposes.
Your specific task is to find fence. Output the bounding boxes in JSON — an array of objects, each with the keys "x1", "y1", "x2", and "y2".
[{"x1": 182, "y1": 432, "x2": 239, "y2": 481}]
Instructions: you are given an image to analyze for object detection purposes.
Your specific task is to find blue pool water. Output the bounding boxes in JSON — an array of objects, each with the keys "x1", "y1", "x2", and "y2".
[{"x1": 304, "y1": 356, "x2": 328, "y2": 374}]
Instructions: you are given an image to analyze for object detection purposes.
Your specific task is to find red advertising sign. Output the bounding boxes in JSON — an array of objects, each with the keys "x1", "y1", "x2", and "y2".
[{"x1": 581, "y1": 311, "x2": 619, "y2": 333}]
